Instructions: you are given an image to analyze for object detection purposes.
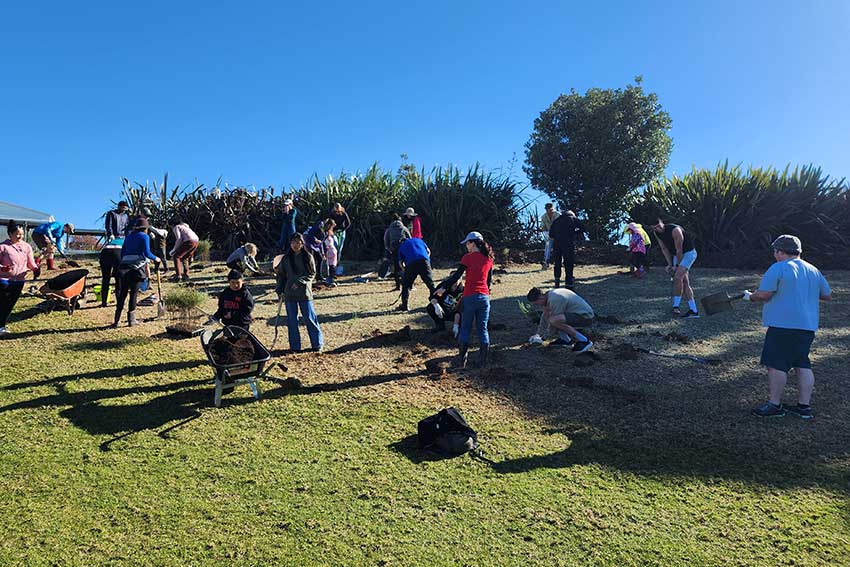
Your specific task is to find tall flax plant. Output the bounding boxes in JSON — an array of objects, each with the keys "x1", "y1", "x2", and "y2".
[
  {"x1": 633, "y1": 162, "x2": 850, "y2": 266},
  {"x1": 404, "y1": 164, "x2": 529, "y2": 258}
]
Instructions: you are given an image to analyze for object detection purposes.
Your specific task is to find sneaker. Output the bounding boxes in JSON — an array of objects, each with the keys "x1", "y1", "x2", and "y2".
[
  {"x1": 681, "y1": 309, "x2": 700, "y2": 319},
  {"x1": 550, "y1": 338, "x2": 573, "y2": 347},
  {"x1": 751, "y1": 402, "x2": 785, "y2": 418},
  {"x1": 572, "y1": 340, "x2": 593, "y2": 353},
  {"x1": 785, "y1": 404, "x2": 814, "y2": 420},
  {"x1": 672, "y1": 307, "x2": 681, "y2": 317},
  {"x1": 0, "y1": 327, "x2": 8, "y2": 335}
]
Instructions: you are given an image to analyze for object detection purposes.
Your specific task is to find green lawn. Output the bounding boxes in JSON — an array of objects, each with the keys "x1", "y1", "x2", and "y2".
[{"x1": 1, "y1": 263, "x2": 849, "y2": 566}]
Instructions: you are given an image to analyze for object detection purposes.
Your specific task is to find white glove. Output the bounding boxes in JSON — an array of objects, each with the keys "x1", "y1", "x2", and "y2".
[
  {"x1": 431, "y1": 299, "x2": 444, "y2": 319},
  {"x1": 742, "y1": 290, "x2": 752, "y2": 301},
  {"x1": 529, "y1": 334, "x2": 543, "y2": 345},
  {"x1": 452, "y1": 323, "x2": 459, "y2": 338}
]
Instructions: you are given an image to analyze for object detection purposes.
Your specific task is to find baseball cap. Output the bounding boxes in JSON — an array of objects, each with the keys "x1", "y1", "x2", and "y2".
[
  {"x1": 460, "y1": 231, "x2": 483, "y2": 244},
  {"x1": 771, "y1": 234, "x2": 802, "y2": 254},
  {"x1": 283, "y1": 198, "x2": 293, "y2": 206}
]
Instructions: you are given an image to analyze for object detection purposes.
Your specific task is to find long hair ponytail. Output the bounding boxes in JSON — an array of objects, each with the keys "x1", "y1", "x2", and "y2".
[{"x1": 472, "y1": 238, "x2": 494, "y2": 260}]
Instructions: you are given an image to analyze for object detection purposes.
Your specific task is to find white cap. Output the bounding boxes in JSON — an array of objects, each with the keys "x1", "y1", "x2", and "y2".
[
  {"x1": 283, "y1": 198, "x2": 293, "y2": 206},
  {"x1": 460, "y1": 231, "x2": 483, "y2": 244}
]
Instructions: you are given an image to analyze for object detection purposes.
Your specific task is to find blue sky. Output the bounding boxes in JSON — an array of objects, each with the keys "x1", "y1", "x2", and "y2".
[{"x1": 2, "y1": 0, "x2": 848, "y2": 229}]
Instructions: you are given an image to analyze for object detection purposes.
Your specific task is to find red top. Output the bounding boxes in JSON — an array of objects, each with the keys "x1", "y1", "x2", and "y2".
[
  {"x1": 461, "y1": 251, "x2": 492, "y2": 297},
  {"x1": 411, "y1": 216, "x2": 422, "y2": 239}
]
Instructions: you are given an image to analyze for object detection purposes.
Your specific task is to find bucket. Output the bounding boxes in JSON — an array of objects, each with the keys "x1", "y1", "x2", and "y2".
[{"x1": 93, "y1": 284, "x2": 106, "y2": 303}]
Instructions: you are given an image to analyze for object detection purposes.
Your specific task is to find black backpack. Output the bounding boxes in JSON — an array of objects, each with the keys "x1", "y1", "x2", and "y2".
[{"x1": 417, "y1": 407, "x2": 478, "y2": 455}]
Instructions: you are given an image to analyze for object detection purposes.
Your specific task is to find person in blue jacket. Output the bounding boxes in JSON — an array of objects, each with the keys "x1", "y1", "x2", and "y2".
[
  {"x1": 396, "y1": 236, "x2": 436, "y2": 312},
  {"x1": 112, "y1": 218, "x2": 162, "y2": 327},
  {"x1": 32, "y1": 221, "x2": 74, "y2": 271},
  {"x1": 278, "y1": 198, "x2": 298, "y2": 249}
]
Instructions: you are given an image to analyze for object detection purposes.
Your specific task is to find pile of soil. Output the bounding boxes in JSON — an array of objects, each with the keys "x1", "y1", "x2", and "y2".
[
  {"x1": 369, "y1": 325, "x2": 413, "y2": 346},
  {"x1": 165, "y1": 324, "x2": 200, "y2": 338},
  {"x1": 209, "y1": 335, "x2": 256, "y2": 365},
  {"x1": 661, "y1": 331, "x2": 690, "y2": 344},
  {"x1": 611, "y1": 343, "x2": 641, "y2": 361}
]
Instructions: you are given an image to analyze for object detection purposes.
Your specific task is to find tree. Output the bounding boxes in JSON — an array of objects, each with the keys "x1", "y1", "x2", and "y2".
[{"x1": 523, "y1": 76, "x2": 672, "y2": 240}]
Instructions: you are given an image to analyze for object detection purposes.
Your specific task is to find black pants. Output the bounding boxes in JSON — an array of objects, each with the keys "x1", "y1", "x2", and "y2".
[
  {"x1": 114, "y1": 272, "x2": 144, "y2": 322},
  {"x1": 401, "y1": 259, "x2": 435, "y2": 308},
  {"x1": 0, "y1": 280, "x2": 25, "y2": 327},
  {"x1": 630, "y1": 252, "x2": 646, "y2": 270},
  {"x1": 553, "y1": 244, "x2": 575, "y2": 285},
  {"x1": 99, "y1": 248, "x2": 122, "y2": 306}
]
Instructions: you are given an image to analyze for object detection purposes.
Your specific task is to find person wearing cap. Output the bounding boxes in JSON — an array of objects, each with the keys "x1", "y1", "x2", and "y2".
[
  {"x1": 548, "y1": 209, "x2": 585, "y2": 288},
  {"x1": 113, "y1": 218, "x2": 163, "y2": 327},
  {"x1": 327, "y1": 203, "x2": 351, "y2": 274},
  {"x1": 210, "y1": 269, "x2": 255, "y2": 331},
  {"x1": 436, "y1": 231, "x2": 494, "y2": 368},
  {"x1": 278, "y1": 198, "x2": 298, "y2": 250},
  {"x1": 395, "y1": 236, "x2": 436, "y2": 312},
  {"x1": 539, "y1": 203, "x2": 560, "y2": 269},
  {"x1": 743, "y1": 235, "x2": 832, "y2": 419},
  {"x1": 105, "y1": 201, "x2": 129, "y2": 242},
  {"x1": 168, "y1": 219, "x2": 200, "y2": 282},
  {"x1": 402, "y1": 207, "x2": 422, "y2": 239},
  {"x1": 31, "y1": 221, "x2": 74, "y2": 271},
  {"x1": 650, "y1": 216, "x2": 699, "y2": 318}
]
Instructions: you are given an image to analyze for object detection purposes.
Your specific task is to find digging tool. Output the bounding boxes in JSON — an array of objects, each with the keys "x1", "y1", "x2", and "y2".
[
  {"x1": 270, "y1": 295, "x2": 284, "y2": 351},
  {"x1": 155, "y1": 268, "x2": 167, "y2": 318},
  {"x1": 701, "y1": 291, "x2": 745, "y2": 316},
  {"x1": 635, "y1": 347, "x2": 721, "y2": 366}
]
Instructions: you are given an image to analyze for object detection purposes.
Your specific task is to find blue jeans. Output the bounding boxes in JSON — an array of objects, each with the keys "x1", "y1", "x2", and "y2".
[
  {"x1": 544, "y1": 237, "x2": 554, "y2": 264},
  {"x1": 459, "y1": 293, "x2": 490, "y2": 346},
  {"x1": 285, "y1": 300, "x2": 323, "y2": 351},
  {"x1": 334, "y1": 230, "x2": 346, "y2": 263}
]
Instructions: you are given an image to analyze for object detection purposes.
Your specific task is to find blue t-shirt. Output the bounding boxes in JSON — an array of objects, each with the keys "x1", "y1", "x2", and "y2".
[
  {"x1": 121, "y1": 231, "x2": 159, "y2": 262},
  {"x1": 398, "y1": 238, "x2": 429, "y2": 264},
  {"x1": 758, "y1": 258, "x2": 830, "y2": 331}
]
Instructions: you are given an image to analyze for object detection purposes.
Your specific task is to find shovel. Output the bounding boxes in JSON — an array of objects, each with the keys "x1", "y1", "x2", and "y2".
[
  {"x1": 155, "y1": 268, "x2": 167, "y2": 318},
  {"x1": 701, "y1": 291, "x2": 745, "y2": 316}
]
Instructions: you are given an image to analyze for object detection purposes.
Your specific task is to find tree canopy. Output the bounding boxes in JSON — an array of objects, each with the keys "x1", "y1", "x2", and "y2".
[{"x1": 524, "y1": 77, "x2": 673, "y2": 240}]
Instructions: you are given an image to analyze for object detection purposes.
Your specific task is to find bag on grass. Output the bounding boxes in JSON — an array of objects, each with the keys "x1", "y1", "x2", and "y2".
[{"x1": 417, "y1": 407, "x2": 478, "y2": 455}]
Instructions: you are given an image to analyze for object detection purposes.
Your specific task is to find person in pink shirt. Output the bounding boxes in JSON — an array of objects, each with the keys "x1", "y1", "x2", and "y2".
[
  {"x1": 403, "y1": 208, "x2": 423, "y2": 239},
  {"x1": 168, "y1": 219, "x2": 200, "y2": 282},
  {"x1": 0, "y1": 221, "x2": 39, "y2": 334},
  {"x1": 323, "y1": 227, "x2": 338, "y2": 287}
]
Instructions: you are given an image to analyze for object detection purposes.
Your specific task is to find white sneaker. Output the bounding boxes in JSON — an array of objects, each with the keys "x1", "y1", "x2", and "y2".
[{"x1": 0, "y1": 327, "x2": 8, "y2": 335}]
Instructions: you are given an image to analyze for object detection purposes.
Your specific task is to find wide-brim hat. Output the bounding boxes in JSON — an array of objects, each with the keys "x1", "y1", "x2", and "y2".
[
  {"x1": 460, "y1": 231, "x2": 483, "y2": 245},
  {"x1": 403, "y1": 207, "x2": 417, "y2": 217}
]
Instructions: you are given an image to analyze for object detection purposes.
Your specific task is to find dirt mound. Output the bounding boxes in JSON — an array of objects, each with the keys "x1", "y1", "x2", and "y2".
[
  {"x1": 209, "y1": 335, "x2": 256, "y2": 365},
  {"x1": 661, "y1": 331, "x2": 690, "y2": 344},
  {"x1": 368, "y1": 325, "x2": 413, "y2": 346},
  {"x1": 165, "y1": 324, "x2": 200, "y2": 338},
  {"x1": 611, "y1": 343, "x2": 640, "y2": 361}
]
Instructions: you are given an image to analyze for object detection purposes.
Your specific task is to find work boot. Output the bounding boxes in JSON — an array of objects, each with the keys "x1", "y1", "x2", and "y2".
[
  {"x1": 456, "y1": 343, "x2": 469, "y2": 369},
  {"x1": 127, "y1": 311, "x2": 139, "y2": 327},
  {"x1": 476, "y1": 344, "x2": 489, "y2": 368},
  {"x1": 110, "y1": 312, "x2": 120, "y2": 329}
]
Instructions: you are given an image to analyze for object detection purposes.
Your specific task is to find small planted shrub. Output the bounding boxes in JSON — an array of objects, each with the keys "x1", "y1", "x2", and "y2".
[
  {"x1": 196, "y1": 240, "x2": 212, "y2": 262},
  {"x1": 164, "y1": 288, "x2": 208, "y2": 328}
]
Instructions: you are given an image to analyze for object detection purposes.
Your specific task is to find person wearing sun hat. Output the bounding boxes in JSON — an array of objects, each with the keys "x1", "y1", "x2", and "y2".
[
  {"x1": 436, "y1": 230, "x2": 495, "y2": 368},
  {"x1": 402, "y1": 207, "x2": 423, "y2": 239},
  {"x1": 744, "y1": 235, "x2": 832, "y2": 419}
]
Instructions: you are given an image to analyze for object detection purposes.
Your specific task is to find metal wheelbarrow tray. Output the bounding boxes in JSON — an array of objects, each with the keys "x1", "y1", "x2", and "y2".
[
  {"x1": 200, "y1": 325, "x2": 272, "y2": 407},
  {"x1": 30, "y1": 269, "x2": 89, "y2": 315}
]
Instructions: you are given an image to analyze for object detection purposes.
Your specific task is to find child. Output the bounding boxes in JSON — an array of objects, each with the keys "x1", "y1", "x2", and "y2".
[
  {"x1": 211, "y1": 269, "x2": 255, "y2": 331},
  {"x1": 626, "y1": 222, "x2": 647, "y2": 278},
  {"x1": 428, "y1": 278, "x2": 464, "y2": 336},
  {"x1": 226, "y1": 243, "x2": 261, "y2": 275},
  {"x1": 323, "y1": 227, "x2": 338, "y2": 287}
]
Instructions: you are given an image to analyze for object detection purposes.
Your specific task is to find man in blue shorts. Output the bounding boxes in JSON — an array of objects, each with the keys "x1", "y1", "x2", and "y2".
[
  {"x1": 651, "y1": 217, "x2": 699, "y2": 318},
  {"x1": 744, "y1": 235, "x2": 832, "y2": 419}
]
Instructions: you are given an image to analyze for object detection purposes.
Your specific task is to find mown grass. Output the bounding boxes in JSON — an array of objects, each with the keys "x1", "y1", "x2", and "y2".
[{"x1": 1, "y1": 263, "x2": 849, "y2": 566}]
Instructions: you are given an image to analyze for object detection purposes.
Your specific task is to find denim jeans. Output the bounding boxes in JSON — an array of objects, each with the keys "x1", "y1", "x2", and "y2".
[
  {"x1": 285, "y1": 300, "x2": 323, "y2": 350},
  {"x1": 459, "y1": 293, "x2": 490, "y2": 346},
  {"x1": 544, "y1": 237, "x2": 554, "y2": 264}
]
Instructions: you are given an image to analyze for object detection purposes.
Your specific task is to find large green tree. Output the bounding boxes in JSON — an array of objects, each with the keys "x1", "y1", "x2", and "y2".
[{"x1": 524, "y1": 76, "x2": 672, "y2": 240}]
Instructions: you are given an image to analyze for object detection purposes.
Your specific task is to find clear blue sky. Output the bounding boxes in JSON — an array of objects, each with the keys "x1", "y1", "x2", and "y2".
[{"x1": 2, "y1": 0, "x2": 848, "y2": 229}]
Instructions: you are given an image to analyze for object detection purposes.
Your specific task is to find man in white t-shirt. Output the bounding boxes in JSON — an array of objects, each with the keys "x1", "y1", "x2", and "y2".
[
  {"x1": 539, "y1": 203, "x2": 560, "y2": 270},
  {"x1": 743, "y1": 235, "x2": 831, "y2": 419}
]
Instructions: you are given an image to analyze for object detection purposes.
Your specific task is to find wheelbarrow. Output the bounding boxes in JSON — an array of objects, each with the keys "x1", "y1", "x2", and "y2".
[
  {"x1": 29, "y1": 269, "x2": 89, "y2": 315},
  {"x1": 200, "y1": 325, "x2": 272, "y2": 407},
  {"x1": 701, "y1": 291, "x2": 746, "y2": 316}
]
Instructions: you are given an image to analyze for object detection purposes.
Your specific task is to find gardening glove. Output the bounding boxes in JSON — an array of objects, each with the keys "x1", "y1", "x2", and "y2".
[
  {"x1": 742, "y1": 290, "x2": 753, "y2": 301},
  {"x1": 452, "y1": 323, "x2": 459, "y2": 338},
  {"x1": 431, "y1": 299, "x2": 444, "y2": 319},
  {"x1": 529, "y1": 334, "x2": 544, "y2": 345}
]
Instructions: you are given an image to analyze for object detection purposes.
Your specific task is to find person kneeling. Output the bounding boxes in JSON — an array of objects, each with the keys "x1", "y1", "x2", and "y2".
[
  {"x1": 428, "y1": 279, "x2": 464, "y2": 336},
  {"x1": 211, "y1": 270, "x2": 255, "y2": 331},
  {"x1": 527, "y1": 286, "x2": 594, "y2": 353},
  {"x1": 226, "y1": 243, "x2": 261, "y2": 276}
]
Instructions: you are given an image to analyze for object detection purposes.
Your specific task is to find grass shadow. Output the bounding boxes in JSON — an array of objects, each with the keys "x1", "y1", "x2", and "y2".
[{"x1": 388, "y1": 434, "x2": 458, "y2": 463}]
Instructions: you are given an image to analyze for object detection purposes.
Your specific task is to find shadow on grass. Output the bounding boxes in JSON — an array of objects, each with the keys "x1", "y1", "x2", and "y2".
[
  {"x1": 0, "y1": 360, "x2": 207, "y2": 392},
  {"x1": 389, "y1": 434, "x2": 459, "y2": 463},
  {"x1": 0, "y1": 324, "x2": 112, "y2": 341},
  {"x1": 7, "y1": 306, "x2": 45, "y2": 324}
]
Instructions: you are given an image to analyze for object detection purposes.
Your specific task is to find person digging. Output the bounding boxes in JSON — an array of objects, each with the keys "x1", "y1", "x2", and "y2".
[
  {"x1": 427, "y1": 277, "x2": 464, "y2": 336},
  {"x1": 743, "y1": 235, "x2": 831, "y2": 419},
  {"x1": 526, "y1": 286, "x2": 594, "y2": 353},
  {"x1": 32, "y1": 221, "x2": 74, "y2": 272},
  {"x1": 396, "y1": 236, "x2": 436, "y2": 312},
  {"x1": 651, "y1": 216, "x2": 699, "y2": 318}
]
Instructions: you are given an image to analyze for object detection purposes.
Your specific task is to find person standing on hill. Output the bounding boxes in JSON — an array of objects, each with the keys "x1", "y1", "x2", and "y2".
[
  {"x1": 548, "y1": 210, "x2": 584, "y2": 288},
  {"x1": 744, "y1": 235, "x2": 831, "y2": 419},
  {"x1": 382, "y1": 214, "x2": 411, "y2": 290},
  {"x1": 437, "y1": 231, "x2": 494, "y2": 369},
  {"x1": 650, "y1": 216, "x2": 699, "y2": 318},
  {"x1": 105, "y1": 201, "x2": 129, "y2": 242},
  {"x1": 304, "y1": 218, "x2": 334, "y2": 279},
  {"x1": 32, "y1": 221, "x2": 74, "y2": 271},
  {"x1": 278, "y1": 198, "x2": 298, "y2": 250},
  {"x1": 0, "y1": 221, "x2": 39, "y2": 335},
  {"x1": 396, "y1": 236, "x2": 436, "y2": 312},
  {"x1": 539, "y1": 203, "x2": 560, "y2": 269},
  {"x1": 327, "y1": 203, "x2": 351, "y2": 275},
  {"x1": 114, "y1": 219, "x2": 162, "y2": 328},
  {"x1": 403, "y1": 208, "x2": 423, "y2": 239},
  {"x1": 277, "y1": 233, "x2": 324, "y2": 352},
  {"x1": 98, "y1": 235, "x2": 124, "y2": 307}
]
